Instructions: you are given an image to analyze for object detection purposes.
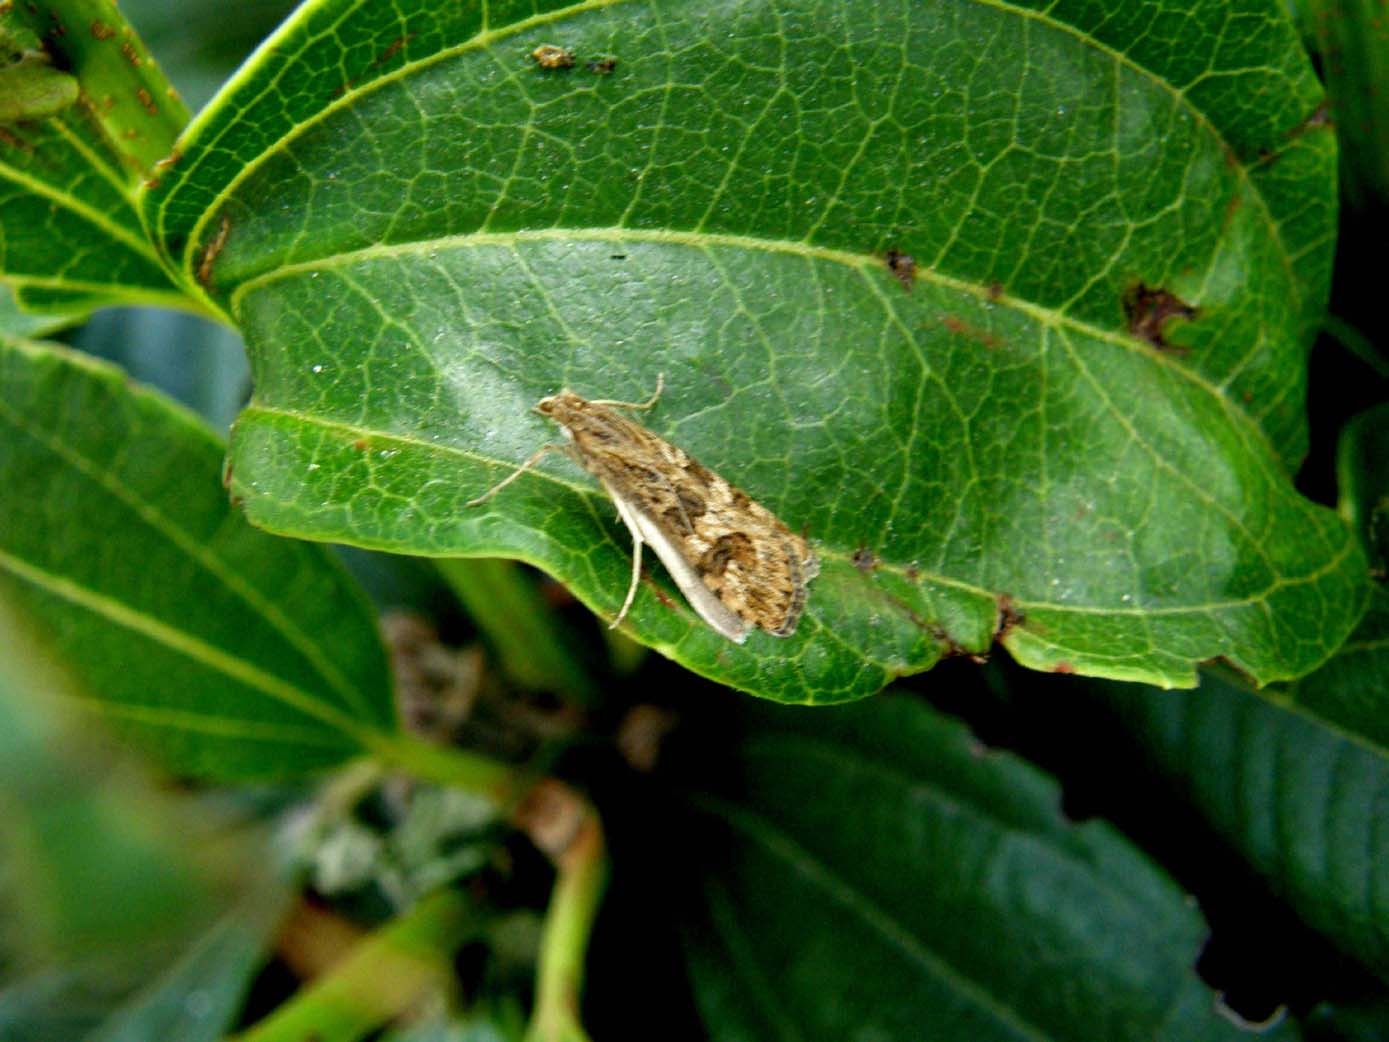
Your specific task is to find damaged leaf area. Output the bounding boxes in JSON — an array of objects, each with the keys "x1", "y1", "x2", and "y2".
[
  {"x1": 1123, "y1": 283, "x2": 1197, "y2": 352},
  {"x1": 144, "y1": 0, "x2": 1359, "y2": 703}
]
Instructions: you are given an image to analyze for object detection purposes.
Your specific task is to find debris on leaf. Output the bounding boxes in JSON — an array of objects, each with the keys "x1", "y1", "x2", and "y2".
[
  {"x1": 530, "y1": 44, "x2": 575, "y2": 69},
  {"x1": 885, "y1": 248, "x2": 916, "y2": 292},
  {"x1": 1122, "y1": 282, "x2": 1196, "y2": 351}
]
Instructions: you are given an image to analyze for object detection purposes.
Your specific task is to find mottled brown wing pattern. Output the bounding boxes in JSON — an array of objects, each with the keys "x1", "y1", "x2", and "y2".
[{"x1": 542, "y1": 391, "x2": 818, "y2": 638}]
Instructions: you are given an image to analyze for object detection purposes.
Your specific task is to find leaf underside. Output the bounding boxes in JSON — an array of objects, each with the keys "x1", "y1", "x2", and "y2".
[{"x1": 143, "y1": 0, "x2": 1360, "y2": 702}]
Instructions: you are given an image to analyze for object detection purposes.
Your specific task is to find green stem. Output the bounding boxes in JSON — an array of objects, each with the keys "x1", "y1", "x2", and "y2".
[
  {"x1": 437, "y1": 557, "x2": 598, "y2": 705},
  {"x1": 230, "y1": 889, "x2": 476, "y2": 1042},
  {"x1": 526, "y1": 814, "x2": 607, "y2": 1042}
]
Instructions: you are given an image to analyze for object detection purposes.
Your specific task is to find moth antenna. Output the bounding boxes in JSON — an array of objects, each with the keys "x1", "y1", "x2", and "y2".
[
  {"x1": 465, "y1": 443, "x2": 566, "y2": 506},
  {"x1": 590, "y1": 373, "x2": 663, "y2": 411}
]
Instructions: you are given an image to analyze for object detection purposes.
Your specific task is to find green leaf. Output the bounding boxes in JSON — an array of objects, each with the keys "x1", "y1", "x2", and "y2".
[
  {"x1": 0, "y1": 603, "x2": 284, "y2": 1040},
  {"x1": 0, "y1": 283, "x2": 74, "y2": 340},
  {"x1": 1295, "y1": 0, "x2": 1389, "y2": 209},
  {"x1": 1067, "y1": 400, "x2": 1389, "y2": 978},
  {"x1": 149, "y1": 0, "x2": 1358, "y2": 702},
  {"x1": 1253, "y1": 403, "x2": 1389, "y2": 750},
  {"x1": 8, "y1": 1, "x2": 188, "y2": 176},
  {"x1": 0, "y1": 338, "x2": 396, "y2": 779},
  {"x1": 1088, "y1": 658, "x2": 1389, "y2": 979},
  {"x1": 0, "y1": 51, "x2": 78, "y2": 123},
  {"x1": 1305, "y1": 996, "x2": 1389, "y2": 1042},
  {"x1": 90, "y1": 893, "x2": 287, "y2": 1042},
  {"x1": 1339, "y1": 403, "x2": 1389, "y2": 579},
  {"x1": 677, "y1": 694, "x2": 1299, "y2": 1042},
  {"x1": 0, "y1": 2, "x2": 186, "y2": 315}
]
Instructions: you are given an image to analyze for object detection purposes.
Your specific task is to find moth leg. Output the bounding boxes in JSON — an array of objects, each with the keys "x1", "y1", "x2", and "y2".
[
  {"x1": 589, "y1": 372, "x2": 664, "y2": 412},
  {"x1": 610, "y1": 527, "x2": 644, "y2": 630},
  {"x1": 465, "y1": 443, "x2": 567, "y2": 506}
]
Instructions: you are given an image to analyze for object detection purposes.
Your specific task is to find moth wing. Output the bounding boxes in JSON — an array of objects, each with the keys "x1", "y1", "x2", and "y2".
[{"x1": 606, "y1": 482, "x2": 750, "y2": 643}]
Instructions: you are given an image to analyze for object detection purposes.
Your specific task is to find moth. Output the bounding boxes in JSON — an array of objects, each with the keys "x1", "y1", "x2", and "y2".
[{"x1": 466, "y1": 378, "x2": 818, "y2": 642}]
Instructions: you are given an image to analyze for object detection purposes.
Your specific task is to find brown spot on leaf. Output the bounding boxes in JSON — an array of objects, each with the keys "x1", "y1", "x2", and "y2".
[
  {"x1": 0, "y1": 127, "x2": 32, "y2": 153},
  {"x1": 136, "y1": 87, "x2": 156, "y2": 115},
  {"x1": 987, "y1": 281, "x2": 1004, "y2": 301},
  {"x1": 90, "y1": 20, "x2": 115, "y2": 39},
  {"x1": 352, "y1": 438, "x2": 369, "y2": 451},
  {"x1": 995, "y1": 594, "x2": 1024, "y2": 639},
  {"x1": 885, "y1": 248, "x2": 916, "y2": 292},
  {"x1": 587, "y1": 57, "x2": 618, "y2": 74},
  {"x1": 1286, "y1": 101, "x2": 1332, "y2": 138},
  {"x1": 941, "y1": 314, "x2": 1002, "y2": 350},
  {"x1": 1052, "y1": 661, "x2": 1075, "y2": 674},
  {"x1": 375, "y1": 35, "x2": 411, "y2": 66},
  {"x1": 641, "y1": 576, "x2": 678, "y2": 611},
  {"x1": 1122, "y1": 282, "x2": 1196, "y2": 351},
  {"x1": 197, "y1": 213, "x2": 231, "y2": 287},
  {"x1": 852, "y1": 546, "x2": 878, "y2": 571}
]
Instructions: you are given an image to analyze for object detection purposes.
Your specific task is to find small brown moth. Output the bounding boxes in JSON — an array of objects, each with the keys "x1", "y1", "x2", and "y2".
[{"x1": 466, "y1": 377, "x2": 818, "y2": 642}]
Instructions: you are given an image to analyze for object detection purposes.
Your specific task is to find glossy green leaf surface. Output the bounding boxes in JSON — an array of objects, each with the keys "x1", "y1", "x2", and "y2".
[
  {"x1": 148, "y1": 0, "x2": 1359, "y2": 702},
  {"x1": 678, "y1": 694, "x2": 1300, "y2": 1041},
  {"x1": 0, "y1": 339, "x2": 396, "y2": 778},
  {"x1": 0, "y1": 2, "x2": 186, "y2": 315}
]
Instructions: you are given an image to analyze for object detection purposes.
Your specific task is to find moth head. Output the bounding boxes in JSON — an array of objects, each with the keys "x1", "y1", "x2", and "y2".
[{"x1": 535, "y1": 391, "x2": 582, "y2": 418}]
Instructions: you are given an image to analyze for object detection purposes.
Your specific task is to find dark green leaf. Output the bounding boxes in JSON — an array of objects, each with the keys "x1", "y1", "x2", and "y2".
[
  {"x1": 1339, "y1": 404, "x2": 1389, "y2": 579},
  {"x1": 1294, "y1": 0, "x2": 1389, "y2": 209},
  {"x1": 1069, "y1": 394, "x2": 1389, "y2": 978},
  {"x1": 678, "y1": 694, "x2": 1298, "y2": 1041},
  {"x1": 1305, "y1": 997, "x2": 1389, "y2": 1042},
  {"x1": 1088, "y1": 649, "x2": 1389, "y2": 978},
  {"x1": 90, "y1": 893, "x2": 287, "y2": 1042},
  {"x1": 148, "y1": 0, "x2": 1359, "y2": 702},
  {"x1": 0, "y1": 339, "x2": 396, "y2": 779},
  {"x1": 0, "y1": 607, "x2": 283, "y2": 1041}
]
